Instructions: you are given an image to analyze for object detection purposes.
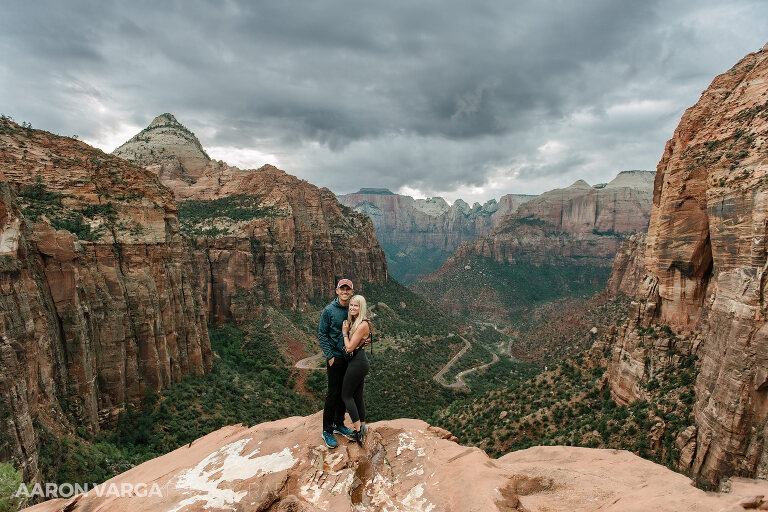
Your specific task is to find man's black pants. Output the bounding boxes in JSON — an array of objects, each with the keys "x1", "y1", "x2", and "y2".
[{"x1": 323, "y1": 357, "x2": 348, "y2": 432}]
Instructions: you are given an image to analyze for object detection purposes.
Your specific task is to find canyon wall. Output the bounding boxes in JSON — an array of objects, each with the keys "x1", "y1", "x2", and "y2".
[
  {"x1": 0, "y1": 119, "x2": 211, "y2": 481},
  {"x1": 605, "y1": 43, "x2": 768, "y2": 483},
  {"x1": 337, "y1": 188, "x2": 533, "y2": 282},
  {"x1": 114, "y1": 114, "x2": 388, "y2": 322},
  {"x1": 427, "y1": 171, "x2": 655, "y2": 271}
]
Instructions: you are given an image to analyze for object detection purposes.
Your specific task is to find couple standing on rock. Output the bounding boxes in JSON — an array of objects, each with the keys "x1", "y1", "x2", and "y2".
[{"x1": 318, "y1": 278, "x2": 372, "y2": 449}]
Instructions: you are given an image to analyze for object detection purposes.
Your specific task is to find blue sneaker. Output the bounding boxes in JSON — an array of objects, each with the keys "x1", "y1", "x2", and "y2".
[
  {"x1": 322, "y1": 431, "x2": 338, "y2": 449},
  {"x1": 333, "y1": 424, "x2": 357, "y2": 441},
  {"x1": 357, "y1": 425, "x2": 368, "y2": 447}
]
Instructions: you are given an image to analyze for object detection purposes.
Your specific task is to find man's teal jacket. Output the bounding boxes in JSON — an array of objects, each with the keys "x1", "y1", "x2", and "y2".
[{"x1": 318, "y1": 297, "x2": 348, "y2": 361}]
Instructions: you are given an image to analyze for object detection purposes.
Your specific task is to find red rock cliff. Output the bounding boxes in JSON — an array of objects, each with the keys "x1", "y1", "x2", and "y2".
[
  {"x1": 606, "y1": 43, "x2": 768, "y2": 483},
  {"x1": 114, "y1": 115, "x2": 388, "y2": 322},
  {"x1": 0, "y1": 119, "x2": 211, "y2": 482}
]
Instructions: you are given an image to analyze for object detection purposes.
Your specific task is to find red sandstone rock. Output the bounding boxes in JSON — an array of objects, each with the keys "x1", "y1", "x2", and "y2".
[
  {"x1": 605, "y1": 43, "x2": 768, "y2": 484},
  {"x1": 606, "y1": 234, "x2": 648, "y2": 297},
  {"x1": 22, "y1": 413, "x2": 768, "y2": 512},
  {"x1": 0, "y1": 119, "x2": 211, "y2": 482},
  {"x1": 114, "y1": 115, "x2": 388, "y2": 320}
]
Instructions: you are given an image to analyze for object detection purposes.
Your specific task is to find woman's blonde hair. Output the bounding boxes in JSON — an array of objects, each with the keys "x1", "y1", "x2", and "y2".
[{"x1": 348, "y1": 295, "x2": 369, "y2": 335}]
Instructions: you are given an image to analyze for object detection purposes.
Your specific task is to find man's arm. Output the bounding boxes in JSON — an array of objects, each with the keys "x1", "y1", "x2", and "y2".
[{"x1": 318, "y1": 308, "x2": 335, "y2": 361}]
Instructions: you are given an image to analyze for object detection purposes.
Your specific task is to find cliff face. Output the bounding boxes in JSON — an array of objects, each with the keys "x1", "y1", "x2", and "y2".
[
  {"x1": 605, "y1": 43, "x2": 768, "y2": 483},
  {"x1": 515, "y1": 171, "x2": 655, "y2": 235},
  {"x1": 114, "y1": 115, "x2": 388, "y2": 321},
  {"x1": 24, "y1": 413, "x2": 768, "y2": 512},
  {"x1": 0, "y1": 119, "x2": 211, "y2": 482},
  {"x1": 337, "y1": 189, "x2": 533, "y2": 282},
  {"x1": 436, "y1": 171, "x2": 654, "y2": 269},
  {"x1": 606, "y1": 234, "x2": 648, "y2": 297}
]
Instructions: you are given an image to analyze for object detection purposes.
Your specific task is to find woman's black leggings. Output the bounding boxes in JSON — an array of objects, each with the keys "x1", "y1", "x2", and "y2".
[{"x1": 342, "y1": 350, "x2": 370, "y2": 423}]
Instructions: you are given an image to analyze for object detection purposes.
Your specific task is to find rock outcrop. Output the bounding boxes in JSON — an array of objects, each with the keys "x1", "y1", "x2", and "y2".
[
  {"x1": 114, "y1": 115, "x2": 388, "y2": 321},
  {"x1": 337, "y1": 188, "x2": 533, "y2": 282},
  {"x1": 0, "y1": 119, "x2": 211, "y2": 482},
  {"x1": 24, "y1": 412, "x2": 768, "y2": 512},
  {"x1": 605, "y1": 43, "x2": 768, "y2": 483}
]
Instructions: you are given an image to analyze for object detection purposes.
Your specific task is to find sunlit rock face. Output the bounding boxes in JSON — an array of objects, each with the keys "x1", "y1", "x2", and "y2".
[
  {"x1": 0, "y1": 118, "x2": 211, "y2": 482},
  {"x1": 606, "y1": 43, "x2": 768, "y2": 483},
  {"x1": 23, "y1": 412, "x2": 768, "y2": 512},
  {"x1": 114, "y1": 115, "x2": 388, "y2": 321}
]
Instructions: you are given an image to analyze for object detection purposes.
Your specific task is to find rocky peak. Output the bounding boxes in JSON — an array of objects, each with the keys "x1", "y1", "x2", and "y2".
[
  {"x1": 148, "y1": 112, "x2": 180, "y2": 128},
  {"x1": 604, "y1": 170, "x2": 656, "y2": 190},
  {"x1": 113, "y1": 113, "x2": 211, "y2": 180},
  {"x1": 568, "y1": 179, "x2": 593, "y2": 190},
  {"x1": 412, "y1": 196, "x2": 450, "y2": 216},
  {"x1": 25, "y1": 412, "x2": 768, "y2": 512}
]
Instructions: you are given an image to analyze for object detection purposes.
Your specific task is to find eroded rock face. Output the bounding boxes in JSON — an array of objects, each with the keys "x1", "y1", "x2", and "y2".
[
  {"x1": 606, "y1": 234, "x2": 648, "y2": 297},
  {"x1": 114, "y1": 116, "x2": 388, "y2": 321},
  {"x1": 606, "y1": 43, "x2": 768, "y2": 483},
  {"x1": 24, "y1": 413, "x2": 768, "y2": 512},
  {"x1": 0, "y1": 119, "x2": 210, "y2": 482}
]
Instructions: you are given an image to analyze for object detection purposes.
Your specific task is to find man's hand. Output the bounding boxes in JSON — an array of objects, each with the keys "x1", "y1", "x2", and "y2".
[{"x1": 329, "y1": 357, "x2": 335, "y2": 367}]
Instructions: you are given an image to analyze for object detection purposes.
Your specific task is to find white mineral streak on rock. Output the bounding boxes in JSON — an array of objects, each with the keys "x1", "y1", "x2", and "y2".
[
  {"x1": 168, "y1": 439, "x2": 295, "y2": 512},
  {"x1": 0, "y1": 218, "x2": 20, "y2": 253},
  {"x1": 299, "y1": 482, "x2": 322, "y2": 506},
  {"x1": 401, "y1": 484, "x2": 436, "y2": 512},
  {"x1": 406, "y1": 465, "x2": 424, "y2": 477},
  {"x1": 397, "y1": 433, "x2": 416, "y2": 456},
  {"x1": 416, "y1": 448, "x2": 426, "y2": 457}
]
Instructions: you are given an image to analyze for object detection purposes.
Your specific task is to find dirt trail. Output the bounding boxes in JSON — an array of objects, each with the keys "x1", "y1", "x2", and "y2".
[
  {"x1": 432, "y1": 337, "x2": 472, "y2": 389},
  {"x1": 295, "y1": 353, "x2": 325, "y2": 370}
]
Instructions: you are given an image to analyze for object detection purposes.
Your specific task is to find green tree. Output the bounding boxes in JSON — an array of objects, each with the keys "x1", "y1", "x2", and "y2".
[{"x1": 0, "y1": 463, "x2": 25, "y2": 512}]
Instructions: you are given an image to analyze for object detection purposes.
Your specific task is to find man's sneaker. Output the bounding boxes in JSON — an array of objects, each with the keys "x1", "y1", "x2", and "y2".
[
  {"x1": 357, "y1": 425, "x2": 369, "y2": 447},
  {"x1": 322, "y1": 431, "x2": 338, "y2": 449},
  {"x1": 333, "y1": 424, "x2": 357, "y2": 441}
]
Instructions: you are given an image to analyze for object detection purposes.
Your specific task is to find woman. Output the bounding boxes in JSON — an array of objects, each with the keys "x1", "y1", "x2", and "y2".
[{"x1": 341, "y1": 294, "x2": 371, "y2": 446}]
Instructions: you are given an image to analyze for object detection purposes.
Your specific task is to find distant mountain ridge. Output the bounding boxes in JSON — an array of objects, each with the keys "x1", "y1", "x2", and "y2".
[
  {"x1": 411, "y1": 171, "x2": 654, "y2": 324},
  {"x1": 337, "y1": 188, "x2": 534, "y2": 282}
]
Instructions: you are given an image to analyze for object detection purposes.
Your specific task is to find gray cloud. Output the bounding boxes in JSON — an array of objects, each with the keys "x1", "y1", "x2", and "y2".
[{"x1": 1, "y1": 0, "x2": 767, "y2": 203}]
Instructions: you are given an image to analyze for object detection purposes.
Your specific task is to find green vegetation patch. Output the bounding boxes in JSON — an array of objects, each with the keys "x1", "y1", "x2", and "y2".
[
  {"x1": 436, "y1": 336, "x2": 698, "y2": 476},
  {"x1": 414, "y1": 255, "x2": 611, "y2": 325},
  {"x1": 178, "y1": 194, "x2": 283, "y2": 237}
]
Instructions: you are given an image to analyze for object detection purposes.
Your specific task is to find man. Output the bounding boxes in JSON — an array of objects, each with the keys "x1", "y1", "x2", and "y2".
[{"x1": 317, "y1": 278, "x2": 357, "y2": 448}]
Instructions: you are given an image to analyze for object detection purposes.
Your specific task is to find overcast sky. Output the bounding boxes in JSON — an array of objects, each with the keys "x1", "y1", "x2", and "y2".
[{"x1": 1, "y1": 1, "x2": 767, "y2": 204}]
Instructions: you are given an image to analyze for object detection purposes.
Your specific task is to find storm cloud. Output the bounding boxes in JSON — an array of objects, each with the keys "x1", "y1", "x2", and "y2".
[{"x1": 1, "y1": 0, "x2": 767, "y2": 203}]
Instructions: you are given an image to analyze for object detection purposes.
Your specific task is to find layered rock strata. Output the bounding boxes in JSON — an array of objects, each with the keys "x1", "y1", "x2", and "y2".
[
  {"x1": 514, "y1": 171, "x2": 655, "y2": 235},
  {"x1": 0, "y1": 119, "x2": 211, "y2": 481},
  {"x1": 433, "y1": 171, "x2": 654, "y2": 269},
  {"x1": 114, "y1": 115, "x2": 388, "y2": 321},
  {"x1": 25, "y1": 412, "x2": 768, "y2": 512},
  {"x1": 605, "y1": 43, "x2": 768, "y2": 483}
]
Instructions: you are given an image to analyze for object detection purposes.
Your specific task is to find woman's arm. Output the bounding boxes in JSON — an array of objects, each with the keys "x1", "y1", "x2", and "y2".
[{"x1": 343, "y1": 320, "x2": 370, "y2": 352}]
